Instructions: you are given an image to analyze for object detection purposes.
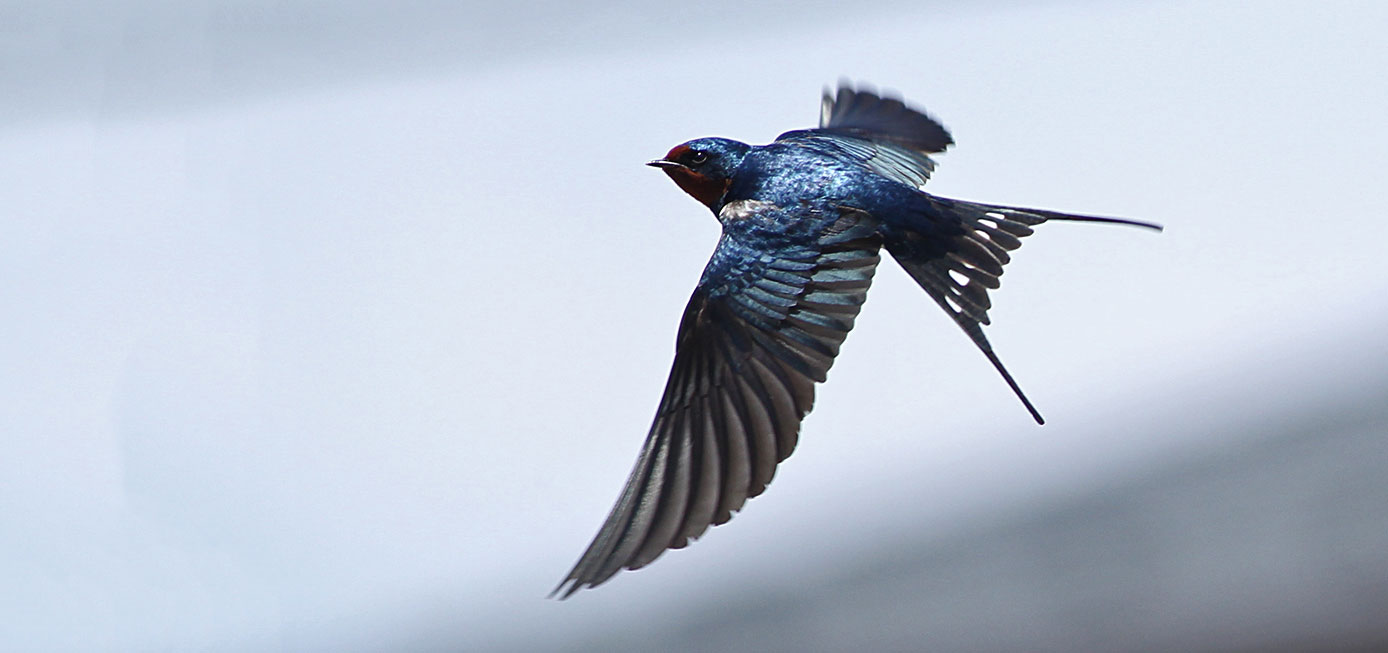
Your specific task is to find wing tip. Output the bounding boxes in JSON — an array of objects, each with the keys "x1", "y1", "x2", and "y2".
[
  {"x1": 549, "y1": 579, "x2": 577, "y2": 600},
  {"x1": 821, "y1": 79, "x2": 954, "y2": 153}
]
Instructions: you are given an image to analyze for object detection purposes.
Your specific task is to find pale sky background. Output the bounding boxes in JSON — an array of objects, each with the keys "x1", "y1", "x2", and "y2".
[{"x1": 3, "y1": 1, "x2": 1387, "y2": 650}]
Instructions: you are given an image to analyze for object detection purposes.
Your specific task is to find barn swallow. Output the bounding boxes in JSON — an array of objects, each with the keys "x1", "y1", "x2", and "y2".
[{"x1": 553, "y1": 83, "x2": 1160, "y2": 598}]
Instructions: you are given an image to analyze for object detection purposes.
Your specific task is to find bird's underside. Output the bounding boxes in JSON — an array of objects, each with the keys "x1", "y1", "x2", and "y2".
[{"x1": 552, "y1": 83, "x2": 1160, "y2": 599}]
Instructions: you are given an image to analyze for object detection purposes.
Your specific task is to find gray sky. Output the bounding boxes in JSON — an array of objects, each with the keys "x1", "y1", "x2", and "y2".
[{"x1": 3, "y1": 1, "x2": 1387, "y2": 650}]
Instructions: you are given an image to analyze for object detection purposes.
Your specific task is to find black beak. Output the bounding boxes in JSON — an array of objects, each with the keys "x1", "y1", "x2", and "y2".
[{"x1": 646, "y1": 159, "x2": 682, "y2": 169}]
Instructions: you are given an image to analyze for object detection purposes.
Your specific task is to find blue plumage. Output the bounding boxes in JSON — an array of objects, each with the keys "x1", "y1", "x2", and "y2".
[{"x1": 553, "y1": 83, "x2": 1161, "y2": 599}]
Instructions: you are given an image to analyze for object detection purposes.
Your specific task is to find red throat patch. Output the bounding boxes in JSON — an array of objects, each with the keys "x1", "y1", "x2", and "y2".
[{"x1": 663, "y1": 167, "x2": 729, "y2": 208}]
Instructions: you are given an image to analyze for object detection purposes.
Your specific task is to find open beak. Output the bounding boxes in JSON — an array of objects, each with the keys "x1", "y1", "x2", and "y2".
[{"x1": 646, "y1": 159, "x2": 682, "y2": 169}]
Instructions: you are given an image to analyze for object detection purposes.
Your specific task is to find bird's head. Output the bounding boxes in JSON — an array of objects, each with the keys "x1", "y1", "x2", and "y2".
[{"x1": 647, "y1": 137, "x2": 751, "y2": 212}]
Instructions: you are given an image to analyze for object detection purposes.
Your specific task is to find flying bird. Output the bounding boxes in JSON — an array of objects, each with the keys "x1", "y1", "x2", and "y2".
[{"x1": 553, "y1": 83, "x2": 1160, "y2": 598}]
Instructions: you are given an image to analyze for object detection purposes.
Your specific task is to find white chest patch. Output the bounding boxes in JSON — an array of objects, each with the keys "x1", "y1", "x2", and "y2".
[{"x1": 718, "y1": 199, "x2": 779, "y2": 223}]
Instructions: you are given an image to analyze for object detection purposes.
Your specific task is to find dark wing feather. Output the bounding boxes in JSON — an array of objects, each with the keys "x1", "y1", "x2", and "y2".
[
  {"x1": 886, "y1": 196, "x2": 1161, "y2": 424},
  {"x1": 776, "y1": 82, "x2": 953, "y2": 188},
  {"x1": 816, "y1": 83, "x2": 954, "y2": 154},
  {"x1": 553, "y1": 202, "x2": 882, "y2": 598}
]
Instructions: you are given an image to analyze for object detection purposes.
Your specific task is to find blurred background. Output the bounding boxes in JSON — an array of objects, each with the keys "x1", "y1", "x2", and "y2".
[{"x1": 3, "y1": 1, "x2": 1387, "y2": 650}]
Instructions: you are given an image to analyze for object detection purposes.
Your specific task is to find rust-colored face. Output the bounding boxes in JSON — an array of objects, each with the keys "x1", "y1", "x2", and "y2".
[
  {"x1": 650, "y1": 144, "x2": 730, "y2": 209},
  {"x1": 660, "y1": 166, "x2": 730, "y2": 208}
]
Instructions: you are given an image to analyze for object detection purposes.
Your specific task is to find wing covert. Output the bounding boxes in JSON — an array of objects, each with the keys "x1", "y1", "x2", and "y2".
[{"x1": 777, "y1": 82, "x2": 954, "y2": 189}]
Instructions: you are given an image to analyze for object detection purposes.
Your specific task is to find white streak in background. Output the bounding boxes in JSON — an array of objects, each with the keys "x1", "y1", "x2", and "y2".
[{"x1": 0, "y1": 1, "x2": 1386, "y2": 650}]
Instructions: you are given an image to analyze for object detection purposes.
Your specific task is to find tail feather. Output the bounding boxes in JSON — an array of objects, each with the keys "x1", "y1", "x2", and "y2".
[
  {"x1": 977, "y1": 201, "x2": 1163, "y2": 232},
  {"x1": 885, "y1": 195, "x2": 1160, "y2": 423}
]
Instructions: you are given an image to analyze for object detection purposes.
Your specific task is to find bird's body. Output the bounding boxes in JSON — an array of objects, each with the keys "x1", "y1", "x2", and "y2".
[{"x1": 553, "y1": 84, "x2": 1160, "y2": 598}]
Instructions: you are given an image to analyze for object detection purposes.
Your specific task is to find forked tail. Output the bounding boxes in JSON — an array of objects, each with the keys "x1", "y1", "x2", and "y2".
[{"x1": 884, "y1": 195, "x2": 1161, "y2": 423}]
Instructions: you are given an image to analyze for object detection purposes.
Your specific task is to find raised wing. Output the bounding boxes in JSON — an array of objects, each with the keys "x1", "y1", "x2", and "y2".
[
  {"x1": 777, "y1": 83, "x2": 954, "y2": 188},
  {"x1": 817, "y1": 83, "x2": 954, "y2": 154},
  {"x1": 884, "y1": 196, "x2": 1163, "y2": 424},
  {"x1": 553, "y1": 201, "x2": 882, "y2": 598}
]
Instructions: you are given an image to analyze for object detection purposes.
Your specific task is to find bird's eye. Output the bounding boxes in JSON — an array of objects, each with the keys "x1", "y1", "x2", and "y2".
[{"x1": 686, "y1": 150, "x2": 709, "y2": 165}]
